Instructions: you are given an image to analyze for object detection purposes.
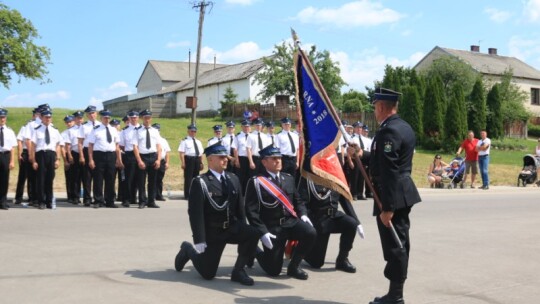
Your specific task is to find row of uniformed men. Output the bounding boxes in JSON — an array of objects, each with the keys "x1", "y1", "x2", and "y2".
[
  {"x1": 0, "y1": 104, "x2": 172, "y2": 210},
  {"x1": 179, "y1": 117, "x2": 301, "y2": 199}
]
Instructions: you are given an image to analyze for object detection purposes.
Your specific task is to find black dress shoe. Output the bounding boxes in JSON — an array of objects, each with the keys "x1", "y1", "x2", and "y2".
[
  {"x1": 106, "y1": 204, "x2": 118, "y2": 208},
  {"x1": 357, "y1": 195, "x2": 367, "y2": 200},
  {"x1": 174, "y1": 242, "x2": 191, "y2": 271},
  {"x1": 0, "y1": 203, "x2": 8, "y2": 210},
  {"x1": 287, "y1": 266, "x2": 309, "y2": 280},
  {"x1": 39, "y1": 203, "x2": 46, "y2": 210},
  {"x1": 336, "y1": 258, "x2": 356, "y2": 273},
  {"x1": 92, "y1": 204, "x2": 100, "y2": 209},
  {"x1": 231, "y1": 268, "x2": 254, "y2": 286},
  {"x1": 365, "y1": 193, "x2": 373, "y2": 198},
  {"x1": 121, "y1": 202, "x2": 130, "y2": 208},
  {"x1": 147, "y1": 204, "x2": 160, "y2": 208},
  {"x1": 155, "y1": 197, "x2": 166, "y2": 201},
  {"x1": 14, "y1": 199, "x2": 22, "y2": 205},
  {"x1": 138, "y1": 203, "x2": 146, "y2": 209},
  {"x1": 369, "y1": 295, "x2": 404, "y2": 304},
  {"x1": 83, "y1": 200, "x2": 91, "y2": 207}
]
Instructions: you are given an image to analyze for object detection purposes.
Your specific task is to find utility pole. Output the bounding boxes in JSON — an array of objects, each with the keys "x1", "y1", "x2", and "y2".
[{"x1": 190, "y1": 0, "x2": 212, "y2": 125}]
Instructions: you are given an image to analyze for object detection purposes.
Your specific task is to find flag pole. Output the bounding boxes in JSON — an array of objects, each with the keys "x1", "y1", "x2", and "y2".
[{"x1": 291, "y1": 29, "x2": 403, "y2": 249}]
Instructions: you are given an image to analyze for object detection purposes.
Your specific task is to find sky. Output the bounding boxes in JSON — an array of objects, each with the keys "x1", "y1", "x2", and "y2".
[{"x1": 2, "y1": 0, "x2": 540, "y2": 111}]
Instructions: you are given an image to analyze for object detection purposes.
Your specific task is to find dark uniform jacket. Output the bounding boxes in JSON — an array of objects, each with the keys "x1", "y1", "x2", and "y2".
[
  {"x1": 188, "y1": 171, "x2": 244, "y2": 244},
  {"x1": 369, "y1": 114, "x2": 421, "y2": 214},
  {"x1": 298, "y1": 177, "x2": 360, "y2": 233},
  {"x1": 245, "y1": 171, "x2": 307, "y2": 235}
]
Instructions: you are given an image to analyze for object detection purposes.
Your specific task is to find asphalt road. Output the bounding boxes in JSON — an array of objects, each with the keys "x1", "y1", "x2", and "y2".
[{"x1": 1, "y1": 186, "x2": 539, "y2": 304}]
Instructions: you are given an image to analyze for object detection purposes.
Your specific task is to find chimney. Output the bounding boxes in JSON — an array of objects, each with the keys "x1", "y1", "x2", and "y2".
[
  {"x1": 488, "y1": 48, "x2": 498, "y2": 55},
  {"x1": 470, "y1": 45, "x2": 480, "y2": 52}
]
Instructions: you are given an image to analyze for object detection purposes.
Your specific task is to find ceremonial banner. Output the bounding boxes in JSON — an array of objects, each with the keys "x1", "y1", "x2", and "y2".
[{"x1": 293, "y1": 46, "x2": 353, "y2": 202}]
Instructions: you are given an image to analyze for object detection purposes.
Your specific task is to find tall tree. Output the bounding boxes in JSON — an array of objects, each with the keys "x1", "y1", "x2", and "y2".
[
  {"x1": 337, "y1": 89, "x2": 370, "y2": 113},
  {"x1": 400, "y1": 85, "x2": 423, "y2": 141},
  {"x1": 443, "y1": 82, "x2": 468, "y2": 151},
  {"x1": 253, "y1": 42, "x2": 346, "y2": 104},
  {"x1": 468, "y1": 78, "x2": 487, "y2": 135},
  {"x1": 422, "y1": 75, "x2": 445, "y2": 148},
  {"x1": 498, "y1": 69, "x2": 530, "y2": 124},
  {"x1": 486, "y1": 83, "x2": 503, "y2": 139},
  {"x1": 0, "y1": 4, "x2": 51, "y2": 89}
]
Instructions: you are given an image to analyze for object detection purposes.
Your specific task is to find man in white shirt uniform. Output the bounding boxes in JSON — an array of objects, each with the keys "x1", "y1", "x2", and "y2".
[
  {"x1": 60, "y1": 115, "x2": 76, "y2": 204},
  {"x1": 275, "y1": 117, "x2": 299, "y2": 179},
  {"x1": 207, "y1": 125, "x2": 223, "y2": 147},
  {"x1": 0, "y1": 108, "x2": 17, "y2": 210},
  {"x1": 87, "y1": 109, "x2": 122, "y2": 208},
  {"x1": 30, "y1": 110, "x2": 64, "y2": 210},
  {"x1": 235, "y1": 120, "x2": 251, "y2": 191},
  {"x1": 178, "y1": 124, "x2": 203, "y2": 200},
  {"x1": 14, "y1": 108, "x2": 38, "y2": 205},
  {"x1": 119, "y1": 110, "x2": 141, "y2": 207},
  {"x1": 152, "y1": 123, "x2": 170, "y2": 201},
  {"x1": 133, "y1": 109, "x2": 162, "y2": 208},
  {"x1": 78, "y1": 105, "x2": 100, "y2": 206},
  {"x1": 247, "y1": 118, "x2": 270, "y2": 176},
  {"x1": 222, "y1": 121, "x2": 237, "y2": 173}
]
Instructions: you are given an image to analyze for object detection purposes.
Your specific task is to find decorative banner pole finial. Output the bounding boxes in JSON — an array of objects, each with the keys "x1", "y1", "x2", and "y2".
[{"x1": 290, "y1": 28, "x2": 301, "y2": 48}]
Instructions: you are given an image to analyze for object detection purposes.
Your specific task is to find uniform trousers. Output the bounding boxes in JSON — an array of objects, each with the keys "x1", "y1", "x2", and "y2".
[
  {"x1": 122, "y1": 151, "x2": 138, "y2": 204},
  {"x1": 155, "y1": 159, "x2": 166, "y2": 199},
  {"x1": 376, "y1": 207, "x2": 411, "y2": 283},
  {"x1": 250, "y1": 156, "x2": 262, "y2": 177},
  {"x1": 237, "y1": 156, "x2": 250, "y2": 192},
  {"x1": 91, "y1": 151, "x2": 117, "y2": 206},
  {"x1": 15, "y1": 149, "x2": 34, "y2": 203},
  {"x1": 183, "y1": 155, "x2": 200, "y2": 199},
  {"x1": 256, "y1": 220, "x2": 317, "y2": 276},
  {"x1": 82, "y1": 148, "x2": 93, "y2": 203},
  {"x1": 138, "y1": 153, "x2": 158, "y2": 206},
  {"x1": 186, "y1": 222, "x2": 259, "y2": 280},
  {"x1": 35, "y1": 150, "x2": 57, "y2": 207},
  {"x1": 304, "y1": 213, "x2": 358, "y2": 268},
  {"x1": 116, "y1": 167, "x2": 124, "y2": 201},
  {"x1": 0, "y1": 152, "x2": 11, "y2": 205},
  {"x1": 69, "y1": 151, "x2": 81, "y2": 202},
  {"x1": 352, "y1": 159, "x2": 364, "y2": 198}
]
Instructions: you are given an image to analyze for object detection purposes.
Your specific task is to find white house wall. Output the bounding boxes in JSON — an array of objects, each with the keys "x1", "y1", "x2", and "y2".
[
  {"x1": 174, "y1": 77, "x2": 272, "y2": 114},
  {"x1": 137, "y1": 65, "x2": 163, "y2": 93}
]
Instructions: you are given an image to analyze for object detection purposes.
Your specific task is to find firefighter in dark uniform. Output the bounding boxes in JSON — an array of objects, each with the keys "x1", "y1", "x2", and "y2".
[
  {"x1": 174, "y1": 143, "x2": 260, "y2": 286},
  {"x1": 133, "y1": 109, "x2": 162, "y2": 209},
  {"x1": 245, "y1": 145, "x2": 317, "y2": 280},
  {"x1": 298, "y1": 176, "x2": 365, "y2": 273},
  {"x1": 30, "y1": 110, "x2": 63, "y2": 210},
  {"x1": 368, "y1": 88, "x2": 421, "y2": 304},
  {"x1": 87, "y1": 109, "x2": 122, "y2": 208},
  {"x1": 0, "y1": 108, "x2": 17, "y2": 210},
  {"x1": 178, "y1": 124, "x2": 203, "y2": 199}
]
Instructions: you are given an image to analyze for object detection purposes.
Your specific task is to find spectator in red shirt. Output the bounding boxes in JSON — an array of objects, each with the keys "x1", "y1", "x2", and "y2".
[{"x1": 456, "y1": 130, "x2": 479, "y2": 188}]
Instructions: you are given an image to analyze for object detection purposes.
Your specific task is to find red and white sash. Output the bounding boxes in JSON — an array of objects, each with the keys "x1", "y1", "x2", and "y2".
[{"x1": 257, "y1": 176, "x2": 298, "y2": 218}]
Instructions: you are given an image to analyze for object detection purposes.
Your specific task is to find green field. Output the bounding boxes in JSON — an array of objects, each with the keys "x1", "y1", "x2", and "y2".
[{"x1": 2, "y1": 107, "x2": 538, "y2": 195}]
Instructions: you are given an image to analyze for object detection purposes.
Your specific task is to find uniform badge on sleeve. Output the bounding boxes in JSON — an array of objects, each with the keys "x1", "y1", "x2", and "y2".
[{"x1": 384, "y1": 141, "x2": 393, "y2": 153}]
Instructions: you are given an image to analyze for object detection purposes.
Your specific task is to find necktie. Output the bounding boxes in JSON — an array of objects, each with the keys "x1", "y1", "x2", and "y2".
[
  {"x1": 0, "y1": 127, "x2": 4, "y2": 147},
  {"x1": 106, "y1": 126, "x2": 112, "y2": 143},
  {"x1": 271, "y1": 135, "x2": 274, "y2": 146},
  {"x1": 221, "y1": 175, "x2": 228, "y2": 195},
  {"x1": 229, "y1": 136, "x2": 234, "y2": 156},
  {"x1": 45, "y1": 126, "x2": 50, "y2": 145},
  {"x1": 258, "y1": 132, "x2": 263, "y2": 150},
  {"x1": 146, "y1": 127, "x2": 151, "y2": 149},
  {"x1": 193, "y1": 137, "x2": 200, "y2": 156},
  {"x1": 274, "y1": 174, "x2": 281, "y2": 187},
  {"x1": 358, "y1": 135, "x2": 364, "y2": 149},
  {"x1": 287, "y1": 132, "x2": 295, "y2": 154}
]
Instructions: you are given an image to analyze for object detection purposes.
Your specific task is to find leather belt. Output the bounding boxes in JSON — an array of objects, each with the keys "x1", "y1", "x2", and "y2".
[{"x1": 209, "y1": 220, "x2": 230, "y2": 229}]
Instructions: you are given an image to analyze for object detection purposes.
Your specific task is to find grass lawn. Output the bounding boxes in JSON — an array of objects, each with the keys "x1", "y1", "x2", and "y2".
[{"x1": 3, "y1": 107, "x2": 538, "y2": 195}]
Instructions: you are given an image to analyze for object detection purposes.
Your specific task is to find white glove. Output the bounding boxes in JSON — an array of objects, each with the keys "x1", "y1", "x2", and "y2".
[
  {"x1": 260, "y1": 232, "x2": 276, "y2": 250},
  {"x1": 301, "y1": 215, "x2": 313, "y2": 227},
  {"x1": 194, "y1": 242, "x2": 207, "y2": 254},
  {"x1": 356, "y1": 224, "x2": 365, "y2": 239}
]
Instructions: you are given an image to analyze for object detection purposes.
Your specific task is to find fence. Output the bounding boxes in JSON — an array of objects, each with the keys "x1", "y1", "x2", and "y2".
[{"x1": 103, "y1": 96, "x2": 177, "y2": 118}]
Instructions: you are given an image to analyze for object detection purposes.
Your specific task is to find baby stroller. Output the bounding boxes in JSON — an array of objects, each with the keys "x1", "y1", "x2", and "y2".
[
  {"x1": 443, "y1": 157, "x2": 465, "y2": 189},
  {"x1": 517, "y1": 154, "x2": 539, "y2": 187}
]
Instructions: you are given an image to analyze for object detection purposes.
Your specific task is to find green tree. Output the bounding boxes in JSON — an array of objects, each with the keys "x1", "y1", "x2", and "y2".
[
  {"x1": 468, "y1": 78, "x2": 487, "y2": 135},
  {"x1": 337, "y1": 89, "x2": 370, "y2": 113},
  {"x1": 486, "y1": 83, "x2": 503, "y2": 139},
  {"x1": 0, "y1": 4, "x2": 51, "y2": 89},
  {"x1": 253, "y1": 42, "x2": 346, "y2": 104},
  {"x1": 399, "y1": 85, "x2": 423, "y2": 141},
  {"x1": 498, "y1": 70, "x2": 530, "y2": 124},
  {"x1": 443, "y1": 82, "x2": 468, "y2": 152},
  {"x1": 422, "y1": 74, "x2": 445, "y2": 148},
  {"x1": 422, "y1": 55, "x2": 477, "y2": 99},
  {"x1": 219, "y1": 86, "x2": 238, "y2": 118}
]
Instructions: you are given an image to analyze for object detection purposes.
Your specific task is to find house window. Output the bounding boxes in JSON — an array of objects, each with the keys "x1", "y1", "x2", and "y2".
[{"x1": 532, "y1": 88, "x2": 540, "y2": 105}]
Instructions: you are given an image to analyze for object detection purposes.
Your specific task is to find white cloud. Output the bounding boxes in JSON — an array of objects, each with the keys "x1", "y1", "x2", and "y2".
[
  {"x1": 166, "y1": 40, "x2": 190, "y2": 49},
  {"x1": 523, "y1": 0, "x2": 540, "y2": 22},
  {"x1": 508, "y1": 35, "x2": 540, "y2": 69},
  {"x1": 484, "y1": 7, "x2": 512, "y2": 23},
  {"x1": 199, "y1": 41, "x2": 273, "y2": 64},
  {"x1": 330, "y1": 49, "x2": 425, "y2": 92},
  {"x1": 1, "y1": 90, "x2": 70, "y2": 107},
  {"x1": 89, "y1": 81, "x2": 133, "y2": 109},
  {"x1": 225, "y1": 0, "x2": 257, "y2": 5},
  {"x1": 295, "y1": 0, "x2": 404, "y2": 28}
]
